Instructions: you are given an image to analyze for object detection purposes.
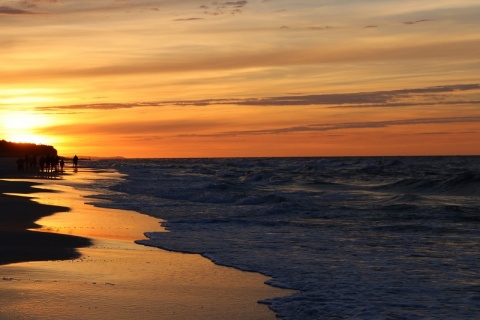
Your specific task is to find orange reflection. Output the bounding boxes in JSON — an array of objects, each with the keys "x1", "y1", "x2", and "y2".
[{"x1": 31, "y1": 183, "x2": 163, "y2": 242}]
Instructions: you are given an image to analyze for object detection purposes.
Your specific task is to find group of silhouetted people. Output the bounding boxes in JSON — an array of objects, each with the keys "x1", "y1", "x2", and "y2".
[{"x1": 16, "y1": 154, "x2": 79, "y2": 173}]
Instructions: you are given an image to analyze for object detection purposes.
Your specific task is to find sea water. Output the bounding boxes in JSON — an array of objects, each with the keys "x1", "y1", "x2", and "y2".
[{"x1": 71, "y1": 157, "x2": 480, "y2": 319}]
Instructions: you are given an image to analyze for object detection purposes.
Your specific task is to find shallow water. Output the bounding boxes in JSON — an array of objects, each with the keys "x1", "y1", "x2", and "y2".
[
  {"x1": 1, "y1": 169, "x2": 287, "y2": 320},
  {"x1": 76, "y1": 156, "x2": 480, "y2": 319}
]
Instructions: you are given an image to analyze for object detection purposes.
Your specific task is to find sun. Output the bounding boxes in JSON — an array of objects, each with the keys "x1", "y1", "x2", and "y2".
[{"x1": 1, "y1": 111, "x2": 53, "y2": 145}]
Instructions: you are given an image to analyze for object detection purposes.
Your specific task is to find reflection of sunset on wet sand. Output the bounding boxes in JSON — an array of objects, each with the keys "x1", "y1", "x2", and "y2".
[
  {"x1": 1, "y1": 1, "x2": 479, "y2": 157},
  {"x1": 0, "y1": 165, "x2": 292, "y2": 319}
]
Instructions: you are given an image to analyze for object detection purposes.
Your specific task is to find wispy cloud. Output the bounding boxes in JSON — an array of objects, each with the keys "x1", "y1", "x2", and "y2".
[
  {"x1": 39, "y1": 118, "x2": 226, "y2": 136},
  {"x1": 9, "y1": 37, "x2": 477, "y2": 85},
  {"x1": 20, "y1": 0, "x2": 60, "y2": 5},
  {"x1": 0, "y1": 6, "x2": 33, "y2": 15},
  {"x1": 40, "y1": 102, "x2": 163, "y2": 111},
  {"x1": 174, "y1": 17, "x2": 203, "y2": 21},
  {"x1": 9, "y1": 0, "x2": 167, "y2": 15},
  {"x1": 308, "y1": 26, "x2": 334, "y2": 31},
  {"x1": 404, "y1": 19, "x2": 432, "y2": 25},
  {"x1": 37, "y1": 112, "x2": 480, "y2": 140},
  {"x1": 38, "y1": 83, "x2": 480, "y2": 112},
  {"x1": 178, "y1": 117, "x2": 480, "y2": 137},
  {"x1": 200, "y1": 0, "x2": 248, "y2": 15}
]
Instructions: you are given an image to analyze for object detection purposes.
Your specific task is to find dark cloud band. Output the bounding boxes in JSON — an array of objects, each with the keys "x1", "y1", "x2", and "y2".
[
  {"x1": 0, "y1": 6, "x2": 33, "y2": 15},
  {"x1": 38, "y1": 83, "x2": 480, "y2": 111}
]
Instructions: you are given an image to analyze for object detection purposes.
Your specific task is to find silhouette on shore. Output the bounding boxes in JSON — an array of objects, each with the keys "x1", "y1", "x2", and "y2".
[
  {"x1": 73, "y1": 155, "x2": 79, "y2": 170},
  {"x1": 1, "y1": 140, "x2": 82, "y2": 176},
  {"x1": 16, "y1": 158, "x2": 25, "y2": 171}
]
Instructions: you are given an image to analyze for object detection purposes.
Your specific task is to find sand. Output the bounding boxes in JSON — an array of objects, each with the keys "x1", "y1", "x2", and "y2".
[{"x1": 0, "y1": 158, "x2": 293, "y2": 319}]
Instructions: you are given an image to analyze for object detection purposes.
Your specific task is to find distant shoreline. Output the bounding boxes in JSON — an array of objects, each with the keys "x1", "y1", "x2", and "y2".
[{"x1": 78, "y1": 154, "x2": 480, "y2": 160}]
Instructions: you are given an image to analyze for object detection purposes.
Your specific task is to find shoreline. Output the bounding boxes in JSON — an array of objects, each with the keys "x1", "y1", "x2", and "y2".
[
  {"x1": 0, "y1": 158, "x2": 292, "y2": 319},
  {"x1": 0, "y1": 173, "x2": 91, "y2": 265}
]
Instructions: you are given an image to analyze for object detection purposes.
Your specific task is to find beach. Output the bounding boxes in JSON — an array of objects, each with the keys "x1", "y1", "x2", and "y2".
[{"x1": 0, "y1": 158, "x2": 292, "y2": 319}]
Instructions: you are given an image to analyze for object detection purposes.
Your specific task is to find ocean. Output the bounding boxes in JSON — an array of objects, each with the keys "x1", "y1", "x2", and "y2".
[{"x1": 70, "y1": 156, "x2": 479, "y2": 319}]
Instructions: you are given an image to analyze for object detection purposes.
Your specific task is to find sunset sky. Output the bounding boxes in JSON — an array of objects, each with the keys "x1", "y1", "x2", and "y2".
[{"x1": 1, "y1": 0, "x2": 479, "y2": 158}]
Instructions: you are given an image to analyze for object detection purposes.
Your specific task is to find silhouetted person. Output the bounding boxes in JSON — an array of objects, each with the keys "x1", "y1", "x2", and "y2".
[
  {"x1": 24, "y1": 154, "x2": 29, "y2": 170},
  {"x1": 16, "y1": 158, "x2": 25, "y2": 171},
  {"x1": 45, "y1": 154, "x2": 52, "y2": 172},
  {"x1": 39, "y1": 156, "x2": 45, "y2": 172},
  {"x1": 73, "y1": 155, "x2": 79, "y2": 169},
  {"x1": 60, "y1": 158, "x2": 65, "y2": 172},
  {"x1": 30, "y1": 155, "x2": 37, "y2": 171},
  {"x1": 53, "y1": 155, "x2": 59, "y2": 172}
]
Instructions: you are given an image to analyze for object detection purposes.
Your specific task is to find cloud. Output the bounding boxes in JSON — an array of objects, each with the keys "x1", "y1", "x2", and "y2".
[
  {"x1": 328, "y1": 100, "x2": 480, "y2": 109},
  {"x1": 23, "y1": 0, "x2": 60, "y2": 2},
  {"x1": 40, "y1": 102, "x2": 164, "y2": 111},
  {"x1": 404, "y1": 19, "x2": 432, "y2": 25},
  {"x1": 14, "y1": 38, "x2": 476, "y2": 82},
  {"x1": 174, "y1": 17, "x2": 203, "y2": 21},
  {"x1": 178, "y1": 116, "x2": 480, "y2": 137},
  {"x1": 223, "y1": 1, "x2": 248, "y2": 8},
  {"x1": 40, "y1": 119, "x2": 226, "y2": 136},
  {"x1": 12, "y1": 0, "x2": 172, "y2": 15},
  {"x1": 0, "y1": 6, "x2": 33, "y2": 14},
  {"x1": 201, "y1": 0, "x2": 248, "y2": 15},
  {"x1": 167, "y1": 83, "x2": 480, "y2": 107},
  {"x1": 38, "y1": 83, "x2": 480, "y2": 112},
  {"x1": 17, "y1": 0, "x2": 59, "y2": 9},
  {"x1": 308, "y1": 26, "x2": 334, "y2": 31}
]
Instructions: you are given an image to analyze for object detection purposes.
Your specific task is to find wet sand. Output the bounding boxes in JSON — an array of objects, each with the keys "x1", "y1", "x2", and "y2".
[
  {"x1": 0, "y1": 158, "x2": 292, "y2": 319},
  {"x1": 0, "y1": 160, "x2": 91, "y2": 265}
]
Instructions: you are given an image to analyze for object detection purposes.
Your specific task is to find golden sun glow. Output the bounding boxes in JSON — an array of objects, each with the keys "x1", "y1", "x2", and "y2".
[
  {"x1": 2, "y1": 112, "x2": 53, "y2": 145},
  {"x1": 3, "y1": 112, "x2": 49, "y2": 129},
  {"x1": 8, "y1": 134, "x2": 51, "y2": 145}
]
